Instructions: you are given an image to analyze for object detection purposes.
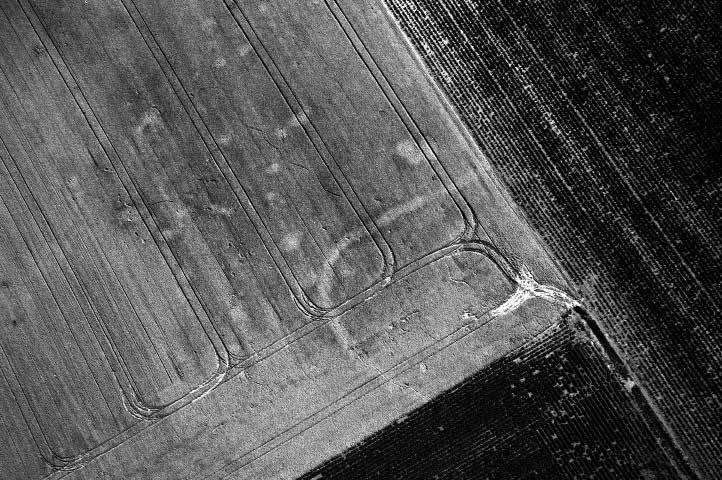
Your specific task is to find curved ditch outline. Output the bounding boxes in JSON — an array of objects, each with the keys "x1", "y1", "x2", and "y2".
[
  {"x1": 39, "y1": 234, "x2": 577, "y2": 477},
  {"x1": 13, "y1": 0, "x2": 576, "y2": 474}
]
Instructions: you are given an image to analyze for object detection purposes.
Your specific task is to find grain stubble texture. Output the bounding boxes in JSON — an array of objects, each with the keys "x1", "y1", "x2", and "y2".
[
  {"x1": 383, "y1": 0, "x2": 721, "y2": 477},
  {"x1": 300, "y1": 314, "x2": 682, "y2": 480},
  {"x1": 0, "y1": 0, "x2": 590, "y2": 478}
]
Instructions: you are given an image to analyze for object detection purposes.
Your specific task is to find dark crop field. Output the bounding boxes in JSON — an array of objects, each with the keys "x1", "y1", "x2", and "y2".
[{"x1": 0, "y1": 0, "x2": 717, "y2": 479}]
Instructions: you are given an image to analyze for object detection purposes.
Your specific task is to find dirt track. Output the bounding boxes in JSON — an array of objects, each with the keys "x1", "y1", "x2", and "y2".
[{"x1": 0, "y1": 1, "x2": 575, "y2": 478}]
